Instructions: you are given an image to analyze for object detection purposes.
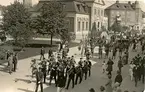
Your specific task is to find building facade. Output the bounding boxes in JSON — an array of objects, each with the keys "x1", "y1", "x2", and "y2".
[
  {"x1": 25, "y1": 0, "x2": 106, "y2": 40},
  {"x1": 83, "y1": 0, "x2": 105, "y2": 31},
  {"x1": 0, "y1": 5, "x2": 4, "y2": 29},
  {"x1": 105, "y1": 1, "x2": 143, "y2": 31}
]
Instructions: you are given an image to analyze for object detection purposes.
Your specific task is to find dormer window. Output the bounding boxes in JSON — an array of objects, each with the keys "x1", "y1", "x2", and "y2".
[
  {"x1": 116, "y1": 5, "x2": 119, "y2": 8},
  {"x1": 77, "y1": 4, "x2": 80, "y2": 11},
  {"x1": 83, "y1": 6, "x2": 86, "y2": 12},
  {"x1": 124, "y1": 6, "x2": 127, "y2": 8}
]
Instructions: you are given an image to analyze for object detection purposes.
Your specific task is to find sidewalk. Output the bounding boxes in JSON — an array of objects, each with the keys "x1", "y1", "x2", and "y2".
[{"x1": 0, "y1": 46, "x2": 97, "y2": 92}]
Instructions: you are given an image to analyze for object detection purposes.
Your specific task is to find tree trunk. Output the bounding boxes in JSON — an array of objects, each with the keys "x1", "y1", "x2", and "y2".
[{"x1": 50, "y1": 34, "x2": 53, "y2": 46}]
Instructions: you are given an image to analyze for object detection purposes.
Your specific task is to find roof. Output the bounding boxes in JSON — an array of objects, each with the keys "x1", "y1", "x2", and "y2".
[
  {"x1": 105, "y1": 2, "x2": 136, "y2": 10},
  {"x1": 32, "y1": 0, "x2": 90, "y2": 14},
  {"x1": 83, "y1": 0, "x2": 105, "y2": 5}
]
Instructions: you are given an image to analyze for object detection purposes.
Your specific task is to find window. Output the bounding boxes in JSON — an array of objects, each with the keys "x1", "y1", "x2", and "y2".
[
  {"x1": 98, "y1": 9, "x2": 100, "y2": 16},
  {"x1": 98, "y1": 22, "x2": 100, "y2": 28},
  {"x1": 101, "y1": 10, "x2": 104, "y2": 16},
  {"x1": 94, "y1": 9, "x2": 96, "y2": 15},
  {"x1": 86, "y1": 22, "x2": 88, "y2": 30},
  {"x1": 77, "y1": 4, "x2": 80, "y2": 11},
  {"x1": 83, "y1": 6, "x2": 86, "y2": 12},
  {"x1": 78, "y1": 21, "x2": 81, "y2": 31},
  {"x1": 116, "y1": 5, "x2": 119, "y2": 8},
  {"x1": 82, "y1": 22, "x2": 84, "y2": 31}
]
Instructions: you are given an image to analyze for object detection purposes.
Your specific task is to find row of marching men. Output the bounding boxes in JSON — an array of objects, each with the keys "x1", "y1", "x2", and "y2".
[{"x1": 30, "y1": 54, "x2": 92, "y2": 92}]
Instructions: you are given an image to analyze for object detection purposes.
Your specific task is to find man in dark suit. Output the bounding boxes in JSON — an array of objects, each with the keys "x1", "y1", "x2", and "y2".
[
  {"x1": 75, "y1": 64, "x2": 83, "y2": 85},
  {"x1": 13, "y1": 53, "x2": 18, "y2": 72},
  {"x1": 40, "y1": 47, "x2": 45, "y2": 60},
  {"x1": 57, "y1": 65, "x2": 66, "y2": 92},
  {"x1": 41, "y1": 58, "x2": 47, "y2": 83},
  {"x1": 48, "y1": 48, "x2": 53, "y2": 58},
  {"x1": 49, "y1": 63, "x2": 57, "y2": 86},
  {"x1": 35, "y1": 67, "x2": 44, "y2": 92},
  {"x1": 66, "y1": 65, "x2": 75, "y2": 89}
]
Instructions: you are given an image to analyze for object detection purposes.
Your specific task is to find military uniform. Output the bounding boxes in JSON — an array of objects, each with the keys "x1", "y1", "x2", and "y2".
[
  {"x1": 82, "y1": 61, "x2": 88, "y2": 80},
  {"x1": 41, "y1": 60, "x2": 47, "y2": 83},
  {"x1": 75, "y1": 65, "x2": 82, "y2": 85},
  {"x1": 35, "y1": 68, "x2": 44, "y2": 92},
  {"x1": 49, "y1": 63, "x2": 57, "y2": 86},
  {"x1": 66, "y1": 65, "x2": 75, "y2": 89}
]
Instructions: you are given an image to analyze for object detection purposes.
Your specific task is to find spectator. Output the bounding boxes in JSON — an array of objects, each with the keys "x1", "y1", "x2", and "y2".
[
  {"x1": 89, "y1": 88, "x2": 95, "y2": 92},
  {"x1": 100, "y1": 86, "x2": 105, "y2": 92},
  {"x1": 105, "y1": 75, "x2": 113, "y2": 92},
  {"x1": 115, "y1": 70, "x2": 123, "y2": 86}
]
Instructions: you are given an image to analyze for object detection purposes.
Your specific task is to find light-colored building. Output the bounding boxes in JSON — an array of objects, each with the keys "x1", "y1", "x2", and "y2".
[
  {"x1": 83, "y1": 0, "x2": 105, "y2": 31},
  {"x1": 25, "y1": 0, "x2": 106, "y2": 40},
  {"x1": 0, "y1": 5, "x2": 3, "y2": 28},
  {"x1": 105, "y1": 1, "x2": 143, "y2": 31}
]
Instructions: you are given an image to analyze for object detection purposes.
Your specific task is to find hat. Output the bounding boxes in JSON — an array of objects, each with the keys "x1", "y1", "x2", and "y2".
[{"x1": 89, "y1": 88, "x2": 95, "y2": 92}]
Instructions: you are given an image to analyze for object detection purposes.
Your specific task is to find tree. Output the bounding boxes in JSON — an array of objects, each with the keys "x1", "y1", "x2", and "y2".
[
  {"x1": 32, "y1": 1, "x2": 70, "y2": 45},
  {"x1": 2, "y1": 1, "x2": 33, "y2": 47}
]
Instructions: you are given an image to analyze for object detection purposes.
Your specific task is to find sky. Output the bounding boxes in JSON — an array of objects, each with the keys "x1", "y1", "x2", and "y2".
[{"x1": 0, "y1": 0, "x2": 145, "y2": 11}]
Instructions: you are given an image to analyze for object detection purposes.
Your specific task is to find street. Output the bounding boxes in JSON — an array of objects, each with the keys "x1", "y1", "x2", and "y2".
[{"x1": 0, "y1": 43, "x2": 144, "y2": 92}]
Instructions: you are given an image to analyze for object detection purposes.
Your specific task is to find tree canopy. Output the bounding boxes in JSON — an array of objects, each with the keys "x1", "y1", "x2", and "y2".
[
  {"x1": 32, "y1": 1, "x2": 70, "y2": 45},
  {"x1": 2, "y1": 1, "x2": 33, "y2": 46}
]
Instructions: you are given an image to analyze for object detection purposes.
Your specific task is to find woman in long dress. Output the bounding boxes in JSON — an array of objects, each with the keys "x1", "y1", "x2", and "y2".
[
  {"x1": 105, "y1": 75, "x2": 113, "y2": 92},
  {"x1": 129, "y1": 61, "x2": 135, "y2": 81}
]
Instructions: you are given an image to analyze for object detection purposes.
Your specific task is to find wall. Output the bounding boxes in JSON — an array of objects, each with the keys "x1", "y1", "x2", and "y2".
[
  {"x1": 75, "y1": 14, "x2": 90, "y2": 40},
  {"x1": 91, "y1": 2, "x2": 105, "y2": 31}
]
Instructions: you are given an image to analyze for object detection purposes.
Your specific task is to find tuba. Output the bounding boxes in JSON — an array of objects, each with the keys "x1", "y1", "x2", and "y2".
[
  {"x1": 75, "y1": 65, "x2": 82, "y2": 74},
  {"x1": 67, "y1": 66, "x2": 74, "y2": 75}
]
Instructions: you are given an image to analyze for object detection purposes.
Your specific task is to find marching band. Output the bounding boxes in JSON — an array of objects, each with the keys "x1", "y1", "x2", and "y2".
[{"x1": 31, "y1": 47, "x2": 92, "y2": 92}]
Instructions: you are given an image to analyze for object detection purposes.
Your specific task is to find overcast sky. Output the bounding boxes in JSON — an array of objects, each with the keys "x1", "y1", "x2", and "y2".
[{"x1": 0, "y1": 0, "x2": 145, "y2": 11}]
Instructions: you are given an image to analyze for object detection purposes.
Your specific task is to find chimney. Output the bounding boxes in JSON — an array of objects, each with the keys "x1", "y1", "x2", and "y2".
[
  {"x1": 116, "y1": 0, "x2": 119, "y2": 3},
  {"x1": 128, "y1": 1, "x2": 131, "y2": 4}
]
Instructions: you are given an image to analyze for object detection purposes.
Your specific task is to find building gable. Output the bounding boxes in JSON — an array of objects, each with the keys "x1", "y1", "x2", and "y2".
[{"x1": 83, "y1": 0, "x2": 105, "y2": 6}]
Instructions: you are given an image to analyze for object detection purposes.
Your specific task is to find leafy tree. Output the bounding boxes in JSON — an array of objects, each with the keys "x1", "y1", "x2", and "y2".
[
  {"x1": 32, "y1": 1, "x2": 70, "y2": 45},
  {"x1": 2, "y1": 1, "x2": 33, "y2": 47}
]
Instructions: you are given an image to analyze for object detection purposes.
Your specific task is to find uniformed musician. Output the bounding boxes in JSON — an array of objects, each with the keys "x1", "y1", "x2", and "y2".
[
  {"x1": 82, "y1": 60, "x2": 88, "y2": 80},
  {"x1": 49, "y1": 62, "x2": 57, "y2": 86},
  {"x1": 66, "y1": 64, "x2": 76, "y2": 89},
  {"x1": 35, "y1": 67, "x2": 44, "y2": 92},
  {"x1": 87, "y1": 58, "x2": 92, "y2": 77},
  {"x1": 40, "y1": 58, "x2": 47, "y2": 83},
  {"x1": 75, "y1": 62, "x2": 83, "y2": 85}
]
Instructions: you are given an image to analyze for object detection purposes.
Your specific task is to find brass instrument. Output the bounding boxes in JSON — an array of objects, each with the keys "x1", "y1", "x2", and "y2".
[
  {"x1": 75, "y1": 66, "x2": 82, "y2": 74},
  {"x1": 67, "y1": 66, "x2": 74, "y2": 75}
]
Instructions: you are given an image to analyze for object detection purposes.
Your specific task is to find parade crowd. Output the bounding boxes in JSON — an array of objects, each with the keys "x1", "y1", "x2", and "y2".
[
  {"x1": 4, "y1": 33, "x2": 145, "y2": 92},
  {"x1": 89, "y1": 34, "x2": 145, "y2": 92}
]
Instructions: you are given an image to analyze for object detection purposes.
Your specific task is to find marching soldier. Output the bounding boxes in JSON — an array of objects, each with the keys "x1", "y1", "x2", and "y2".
[
  {"x1": 35, "y1": 67, "x2": 44, "y2": 92},
  {"x1": 75, "y1": 63, "x2": 83, "y2": 85},
  {"x1": 87, "y1": 59, "x2": 92, "y2": 77},
  {"x1": 40, "y1": 58, "x2": 47, "y2": 83},
  {"x1": 49, "y1": 62, "x2": 57, "y2": 86},
  {"x1": 40, "y1": 47, "x2": 45, "y2": 60},
  {"x1": 70, "y1": 56, "x2": 76, "y2": 65},
  {"x1": 66, "y1": 64, "x2": 76, "y2": 89},
  {"x1": 82, "y1": 60, "x2": 88, "y2": 80},
  {"x1": 57, "y1": 65, "x2": 66, "y2": 92}
]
